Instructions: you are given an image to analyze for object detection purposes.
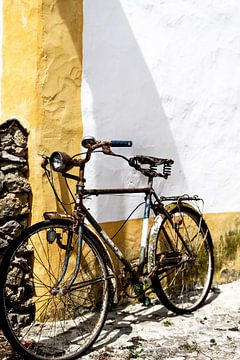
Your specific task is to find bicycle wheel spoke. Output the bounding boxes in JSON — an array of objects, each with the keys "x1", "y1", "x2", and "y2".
[
  {"x1": 19, "y1": 292, "x2": 53, "y2": 342},
  {"x1": 58, "y1": 293, "x2": 92, "y2": 340},
  {"x1": 34, "y1": 233, "x2": 58, "y2": 284},
  {"x1": 195, "y1": 229, "x2": 209, "y2": 255}
]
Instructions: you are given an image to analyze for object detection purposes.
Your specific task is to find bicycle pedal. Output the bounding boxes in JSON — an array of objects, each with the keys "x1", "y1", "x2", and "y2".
[
  {"x1": 138, "y1": 295, "x2": 152, "y2": 306},
  {"x1": 143, "y1": 296, "x2": 152, "y2": 306}
]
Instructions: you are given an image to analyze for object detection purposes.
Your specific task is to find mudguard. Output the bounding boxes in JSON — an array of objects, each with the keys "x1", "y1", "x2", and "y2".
[{"x1": 147, "y1": 202, "x2": 204, "y2": 274}]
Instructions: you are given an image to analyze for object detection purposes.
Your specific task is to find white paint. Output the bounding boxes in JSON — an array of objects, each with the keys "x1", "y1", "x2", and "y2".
[
  {"x1": 82, "y1": 0, "x2": 240, "y2": 221},
  {"x1": 140, "y1": 217, "x2": 149, "y2": 248}
]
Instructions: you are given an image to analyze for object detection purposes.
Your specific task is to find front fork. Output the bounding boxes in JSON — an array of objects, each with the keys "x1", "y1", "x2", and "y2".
[{"x1": 51, "y1": 225, "x2": 83, "y2": 293}]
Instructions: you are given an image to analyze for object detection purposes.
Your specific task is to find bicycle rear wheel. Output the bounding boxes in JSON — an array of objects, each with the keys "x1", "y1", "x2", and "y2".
[
  {"x1": 154, "y1": 204, "x2": 214, "y2": 314},
  {"x1": 0, "y1": 219, "x2": 109, "y2": 360}
]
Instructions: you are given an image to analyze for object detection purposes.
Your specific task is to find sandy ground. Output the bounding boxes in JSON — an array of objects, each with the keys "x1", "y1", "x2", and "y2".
[
  {"x1": 1, "y1": 280, "x2": 240, "y2": 359},
  {"x1": 83, "y1": 280, "x2": 240, "y2": 360}
]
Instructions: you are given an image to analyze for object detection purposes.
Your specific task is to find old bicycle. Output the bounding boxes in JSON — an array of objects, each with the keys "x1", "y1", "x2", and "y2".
[{"x1": 0, "y1": 136, "x2": 214, "y2": 359}]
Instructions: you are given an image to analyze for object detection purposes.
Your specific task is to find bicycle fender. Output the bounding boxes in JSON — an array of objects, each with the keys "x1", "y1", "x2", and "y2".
[
  {"x1": 165, "y1": 201, "x2": 212, "y2": 237},
  {"x1": 147, "y1": 202, "x2": 199, "y2": 274},
  {"x1": 147, "y1": 201, "x2": 212, "y2": 274},
  {"x1": 166, "y1": 201, "x2": 214, "y2": 246},
  {"x1": 164, "y1": 201, "x2": 197, "y2": 213}
]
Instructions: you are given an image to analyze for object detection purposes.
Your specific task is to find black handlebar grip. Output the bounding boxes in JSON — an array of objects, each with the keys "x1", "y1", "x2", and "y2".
[{"x1": 110, "y1": 140, "x2": 132, "y2": 147}]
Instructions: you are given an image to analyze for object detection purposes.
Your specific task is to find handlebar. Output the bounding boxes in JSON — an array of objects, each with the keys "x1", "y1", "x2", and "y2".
[
  {"x1": 110, "y1": 140, "x2": 132, "y2": 147},
  {"x1": 81, "y1": 136, "x2": 132, "y2": 149},
  {"x1": 42, "y1": 136, "x2": 174, "y2": 179}
]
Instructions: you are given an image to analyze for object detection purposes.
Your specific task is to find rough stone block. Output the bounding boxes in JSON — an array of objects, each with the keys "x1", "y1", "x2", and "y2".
[
  {"x1": 0, "y1": 220, "x2": 22, "y2": 242},
  {"x1": 0, "y1": 193, "x2": 29, "y2": 218},
  {"x1": 4, "y1": 171, "x2": 31, "y2": 193}
]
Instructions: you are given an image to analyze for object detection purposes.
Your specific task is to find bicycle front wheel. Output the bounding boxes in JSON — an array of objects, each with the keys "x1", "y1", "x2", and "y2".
[
  {"x1": 0, "y1": 219, "x2": 109, "y2": 360},
  {"x1": 154, "y1": 204, "x2": 214, "y2": 314}
]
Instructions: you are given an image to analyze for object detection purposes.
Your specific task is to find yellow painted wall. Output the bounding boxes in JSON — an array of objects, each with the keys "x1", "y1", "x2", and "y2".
[
  {"x1": 1, "y1": 1, "x2": 83, "y2": 223},
  {"x1": 1, "y1": 2, "x2": 39, "y2": 128},
  {"x1": 205, "y1": 212, "x2": 240, "y2": 283}
]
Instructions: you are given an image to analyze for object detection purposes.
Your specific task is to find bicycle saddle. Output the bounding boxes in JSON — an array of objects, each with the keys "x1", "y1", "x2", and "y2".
[{"x1": 129, "y1": 155, "x2": 172, "y2": 167}]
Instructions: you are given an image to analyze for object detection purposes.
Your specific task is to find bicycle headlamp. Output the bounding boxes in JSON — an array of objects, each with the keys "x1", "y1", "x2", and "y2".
[{"x1": 50, "y1": 152, "x2": 73, "y2": 172}]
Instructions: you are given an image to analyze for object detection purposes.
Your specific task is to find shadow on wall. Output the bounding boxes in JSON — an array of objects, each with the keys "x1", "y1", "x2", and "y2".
[
  {"x1": 58, "y1": 0, "x2": 188, "y2": 221},
  {"x1": 81, "y1": 0, "x2": 188, "y2": 220}
]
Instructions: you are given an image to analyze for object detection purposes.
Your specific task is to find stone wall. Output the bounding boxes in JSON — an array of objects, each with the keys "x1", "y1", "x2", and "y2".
[
  {"x1": 0, "y1": 119, "x2": 30, "y2": 253},
  {"x1": 0, "y1": 119, "x2": 33, "y2": 327}
]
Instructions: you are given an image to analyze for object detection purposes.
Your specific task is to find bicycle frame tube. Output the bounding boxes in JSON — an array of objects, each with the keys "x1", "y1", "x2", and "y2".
[
  {"x1": 78, "y1": 187, "x2": 194, "y2": 281},
  {"x1": 84, "y1": 206, "x2": 133, "y2": 272},
  {"x1": 80, "y1": 186, "x2": 153, "y2": 275},
  {"x1": 83, "y1": 187, "x2": 151, "y2": 196},
  {"x1": 138, "y1": 176, "x2": 154, "y2": 273}
]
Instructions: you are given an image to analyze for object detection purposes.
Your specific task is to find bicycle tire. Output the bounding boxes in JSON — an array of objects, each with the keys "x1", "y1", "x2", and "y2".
[
  {"x1": 0, "y1": 219, "x2": 110, "y2": 360},
  {"x1": 153, "y1": 204, "x2": 214, "y2": 314}
]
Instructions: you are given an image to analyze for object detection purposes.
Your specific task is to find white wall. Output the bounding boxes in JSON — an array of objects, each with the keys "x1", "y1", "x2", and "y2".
[{"x1": 82, "y1": 0, "x2": 240, "y2": 222}]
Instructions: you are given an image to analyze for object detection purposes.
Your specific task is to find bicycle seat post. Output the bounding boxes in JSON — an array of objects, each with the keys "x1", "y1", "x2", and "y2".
[{"x1": 147, "y1": 174, "x2": 154, "y2": 188}]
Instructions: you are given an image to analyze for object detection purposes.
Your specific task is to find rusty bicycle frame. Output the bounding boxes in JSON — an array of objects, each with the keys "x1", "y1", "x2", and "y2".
[
  {"x1": 0, "y1": 137, "x2": 214, "y2": 360},
  {"x1": 45, "y1": 140, "x2": 199, "y2": 297}
]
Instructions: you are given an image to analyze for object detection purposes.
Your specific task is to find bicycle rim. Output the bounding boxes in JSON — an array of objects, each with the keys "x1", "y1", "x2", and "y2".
[
  {"x1": 154, "y1": 206, "x2": 214, "y2": 314},
  {"x1": 0, "y1": 220, "x2": 109, "y2": 360}
]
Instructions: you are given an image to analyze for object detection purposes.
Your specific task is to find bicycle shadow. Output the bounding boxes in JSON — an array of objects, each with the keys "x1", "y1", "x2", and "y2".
[
  {"x1": 91, "y1": 287, "x2": 220, "y2": 353},
  {"x1": 204, "y1": 286, "x2": 221, "y2": 306},
  {"x1": 2, "y1": 287, "x2": 220, "y2": 359},
  {"x1": 92, "y1": 301, "x2": 171, "y2": 352}
]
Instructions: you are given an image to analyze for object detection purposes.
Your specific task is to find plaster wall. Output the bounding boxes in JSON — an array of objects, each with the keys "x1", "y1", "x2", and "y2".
[
  {"x1": 1, "y1": 1, "x2": 83, "y2": 224},
  {"x1": 82, "y1": 0, "x2": 240, "y2": 223}
]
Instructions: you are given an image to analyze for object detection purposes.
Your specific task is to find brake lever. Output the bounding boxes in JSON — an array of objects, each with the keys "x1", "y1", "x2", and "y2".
[
  {"x1": 102, "y1": 143, "x2": 113, "y2": 155},
  {"x1": 39, "y1": 154, "x2": 50, "y2": 170}
]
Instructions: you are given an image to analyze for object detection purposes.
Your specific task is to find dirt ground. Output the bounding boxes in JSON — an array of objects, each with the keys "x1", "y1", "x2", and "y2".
[
  {"x1": 1, "y1": 280, "x2": 240, "y2": 359},
  {"x1": 83, "y1": 280, "x2": 240, "y2": 360}
]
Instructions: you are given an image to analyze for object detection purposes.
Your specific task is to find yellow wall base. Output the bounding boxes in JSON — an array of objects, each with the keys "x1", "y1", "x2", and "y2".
[
  {"x1": 205, "y1": 212, "x2": 240, "y2": 283},
  {"x1": 100, "y1": 212, "x2": 240, "y2": 284}
]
